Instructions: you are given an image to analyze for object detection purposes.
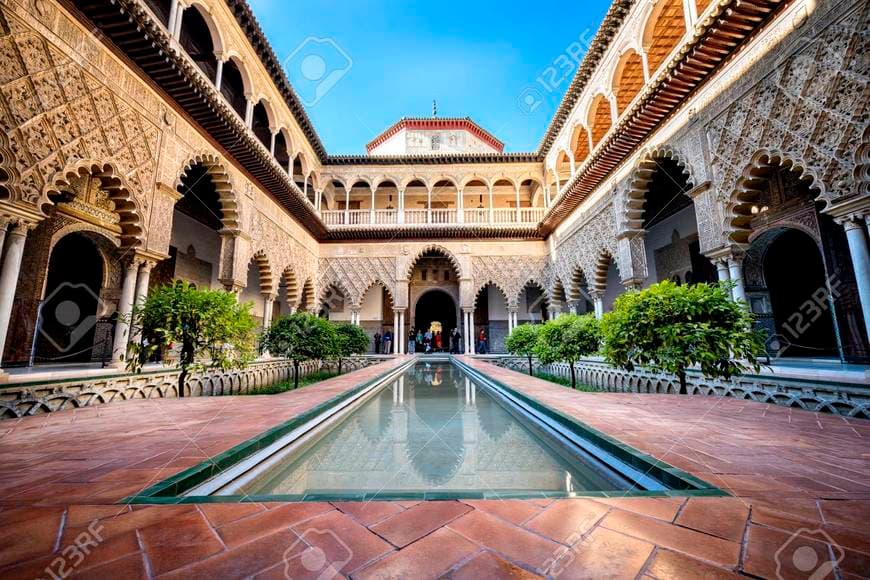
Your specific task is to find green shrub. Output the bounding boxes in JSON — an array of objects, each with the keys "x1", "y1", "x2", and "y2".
[
  {"x1": 600, "y1": 280, "x2": 765, "y2": 394},
  {"x1": 533, "y1": 314, "x2": 600, "y2": 389},
  {"x1": 262, "y1": 312, "x2": 338, "y2": 389},
  {"x1": 505, "y1": 323, "x2": 541, "y2": 376}
]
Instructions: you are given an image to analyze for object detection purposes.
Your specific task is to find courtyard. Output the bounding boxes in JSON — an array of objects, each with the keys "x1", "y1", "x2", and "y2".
[
  {"x1": 0, "y1": 358, "x2": 867, "y2": 578},
  {"x1": 0, "y1": 0, "x2": 868, "y2": 577}
]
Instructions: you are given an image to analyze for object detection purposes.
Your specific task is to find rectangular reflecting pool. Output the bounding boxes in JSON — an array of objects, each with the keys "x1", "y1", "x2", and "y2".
[
  {"x1": 130, "y1": 359, "x2": 723, "y2": 502},
  {"x1": 225, "y1": 363, "x2": 633, "y2": 497}
]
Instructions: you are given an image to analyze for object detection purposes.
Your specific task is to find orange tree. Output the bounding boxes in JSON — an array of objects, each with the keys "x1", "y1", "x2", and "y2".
[{"x1": 600, "y1": 280, "x2": 764, "y2": 395}]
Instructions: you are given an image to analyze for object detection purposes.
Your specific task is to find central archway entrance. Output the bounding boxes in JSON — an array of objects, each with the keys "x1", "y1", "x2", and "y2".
[{"x1": 414, "y1": 290, "x2": 457, "y2": 340}]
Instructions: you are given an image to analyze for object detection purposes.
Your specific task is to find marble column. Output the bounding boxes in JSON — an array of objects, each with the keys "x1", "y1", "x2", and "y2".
[
  {"x1": 0, "y1": 222, "x2": 30, "y2": 370},
  {"x1": 262, "y1": 293, "x2": 276, "y2": 330},
  {"x1": 842, "y1": 218, "x2": 870, "y2": 340},
  {"x1": 727, "y1": 255, "x2": 747, "y2": 303},
  {"x1": 463, "y1": 309, "x2": 472, "y2": 354},
  {"x1": 214, "y1": 58, "x2": 225, "y2": 91},
  {"x1": 593, "y1": 296, "x2": 604, "y2": 319},
  {"x1": 112, "y1": 259, "x2": 141, "y2": 366},
  {"x1": 129, "y1": 260, "x2": 154, "y2": 347},
  {"x1": 393, "y1": 311, "x2": 399, "y2": 355},
  {"x1": 565, "y1": 299, "x2": 579, "y2": 315},
  {"x1": 715, "y1": 259, "x2": 731, "y2": 284},
  {"x1": 398, "y1": 310, "x2": 405, "y2": 354}
]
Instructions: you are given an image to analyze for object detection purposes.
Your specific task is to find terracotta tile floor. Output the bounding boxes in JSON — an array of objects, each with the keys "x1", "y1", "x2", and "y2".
[{"x1": 0, "y1": 356, "x2": 868, "y2": 579}]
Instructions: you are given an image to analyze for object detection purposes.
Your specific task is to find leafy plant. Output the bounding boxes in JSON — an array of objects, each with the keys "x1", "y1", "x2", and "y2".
[
  {"x1": 534, "y1": 314, "x2": 600, "y2": 389},
  {"x1": 262, "y1": 312, "x2": 337, "y2": 389},
  {"x1": 600, "y1": 280, "x2": 765, "y2": 395},
  {"x1": 505, "y1": 323, "x2": 541, "y2": 376},
  {"x1": 333, "y1": 322, "x2": 369, "y2": 374},
  {"x1": 128, "y1": 281, "x2": 257, "y2": 398}
]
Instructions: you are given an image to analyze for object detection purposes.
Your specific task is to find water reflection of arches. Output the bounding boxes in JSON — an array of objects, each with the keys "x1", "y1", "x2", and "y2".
[
  {"x1": 408, "y1": 365, "x2": 464, "y2": 485},
  {"x1": 353, "y1": 383, "x2": 394, "y2": 443}
]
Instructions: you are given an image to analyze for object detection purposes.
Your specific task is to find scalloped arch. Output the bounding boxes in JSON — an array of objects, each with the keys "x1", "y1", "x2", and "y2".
[
  {"x1": 43, "y1": 159, "x2": 147, "y2": 249},
  {"x1": 727, "y1": 149, "x2": 825, "y2": 245},
  {"x1": 622, "y1": 146, "x2": 696, "y2": 235},
  {"x1": 176, "y1": 153, "x2": 241, "y2": 230},
  {"x1": 404, "y1": 244, "x2": 464, "y2": 280}
]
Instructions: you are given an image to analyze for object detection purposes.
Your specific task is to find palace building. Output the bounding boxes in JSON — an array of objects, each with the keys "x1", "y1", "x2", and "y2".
[{"x1": 0, "y1": 0, "x2": 867, "y2": 381}]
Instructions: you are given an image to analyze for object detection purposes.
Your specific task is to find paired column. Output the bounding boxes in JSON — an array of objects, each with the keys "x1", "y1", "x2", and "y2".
[
  {"x1": 592, "y1": 294, "x2": 604, "y2": 319},
  {"x1": 841, "y1": 217, "x2": 870, "y2": 341},
  {"x1": 727, "y1": 255, "x2": 747, "y2": 303},
  {"x1": 393, "y1": 311, "x2": 399, "y2": 355},
  {"x1": 111, "y1": 258, "x2": 142, "y2": 367},
  {"x1": 0, "y1": 221, "x2": 32, "y2": 372},
  {"x1": 507, "y1": 309, "x2": 518, "y2": 334},
  {"x1": 262, "y1": 293, "x2": 276, "y2": 330},
  {"x1": 129, "y1": 260, "x2": 155, "y2": 347},
  {"x1": 463, "y1": 309, "x2": 473, "y2": 354}
]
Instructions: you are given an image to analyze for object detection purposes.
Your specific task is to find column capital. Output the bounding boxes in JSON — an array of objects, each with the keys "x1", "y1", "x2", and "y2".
[
  {"x1": 262, "y1": 291, "x2": 278, "y2": 301},
  {"x1": 223, "y1": 282, "x2": 244, "y2": 294}
]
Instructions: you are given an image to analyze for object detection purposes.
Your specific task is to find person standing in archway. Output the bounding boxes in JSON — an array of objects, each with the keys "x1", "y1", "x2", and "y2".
[
  {"x1": 407, "y1": 329, "x2": 416, "y2": 354},
  {"x1": 373, "y1": 331, "x2": 381, "y2": 354},
  {"x1": 477, "y1": 328, "x2": 488, "y2": 354},
  {"x1": 451, "y1": 328, "x2": 461, "y2": 354},
  {"x1": 383, "y1": 330, "x2": 392, "y2": 355},
  {"x1": 434, "y1": 331, "x2": 443, "y2": 352}
]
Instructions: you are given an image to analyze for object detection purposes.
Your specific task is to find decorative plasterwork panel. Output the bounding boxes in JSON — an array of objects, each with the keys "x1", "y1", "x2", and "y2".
[
  {"x1": 0, "y1": 9, "x2": 159, "y2": 215},
  {"x1": 471, "y1": 255, "x2": 551, "y2": 308},
  {"x1": 707, "y1": 6, "x2": 869, "y2": 246},
  {"x1": 317, "y1": 256, "x2": 398, "y2": 307}
]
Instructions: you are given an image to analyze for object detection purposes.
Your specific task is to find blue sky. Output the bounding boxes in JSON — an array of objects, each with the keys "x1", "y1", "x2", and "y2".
[{"x1": 248, "y1": 0, "x2": 611, "y2": 154}]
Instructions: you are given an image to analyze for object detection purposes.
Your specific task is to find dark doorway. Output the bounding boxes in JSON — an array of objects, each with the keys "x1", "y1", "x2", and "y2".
[
  {"x1": 414, "y1": 290, "x2": 457, "y2": 337},
  {"x1": 37, "y1": 233, "x2": 104, "y2": 363},
  {"x1": 764, "y1": 229, "x2": 838, "y2": 358}
]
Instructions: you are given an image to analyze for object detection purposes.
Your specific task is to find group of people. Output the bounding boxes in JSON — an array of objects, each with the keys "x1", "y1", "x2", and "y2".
[
  {"x1": 406, "y1": 328, "x2": 462, "y2": 354},
  {"x1": 372, "y1": 326, "x2": 489, "y2": 355}
]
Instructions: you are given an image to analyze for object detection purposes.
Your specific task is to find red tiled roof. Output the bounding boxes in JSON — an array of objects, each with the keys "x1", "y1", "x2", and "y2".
[{"x1": 366, "y1": 117, "x2": 505, "y2": 154}]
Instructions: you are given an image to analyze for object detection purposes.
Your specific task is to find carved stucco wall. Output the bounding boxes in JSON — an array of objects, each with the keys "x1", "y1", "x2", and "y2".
[
  {"x1": 0, "y1": 1, "x2": 319, "y2": 295},
  {"x1": 551, "y1": 0, "x2": 868, "y2": 290}
]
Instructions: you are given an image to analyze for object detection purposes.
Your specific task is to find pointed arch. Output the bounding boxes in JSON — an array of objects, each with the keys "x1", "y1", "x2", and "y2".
[
  {"x1": 592, "y1": 250, "x2": 617, "y2": 294},
  {"x1": 568, "y1": 264, "x2": 591, "y2": 302},
  {"x1": 473, "y1": 281, "x2": 510, "y2": 309},
  {"x1": 176, "y1": 153, "x2": 240, "y2": 230},
  {"x1": 43, "y1": 159, "x2": 146, "y2": 249},
  {"x1": 360, "y1": 279, "x2": 394, "y2": 307},
  {"x1": 298, "y1": 277, "x2": 316, "y2": 312},
  {"x1": 280, "y1": 265, "x2": 299, "y2": 307}
]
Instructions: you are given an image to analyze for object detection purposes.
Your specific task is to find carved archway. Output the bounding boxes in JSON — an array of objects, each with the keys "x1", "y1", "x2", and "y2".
[
  {"x1": 176, "y1": 153, "x2": 240, "y2": 230},
  {"x1": 249, "y1": 250, "x2": 274, "y2": 295},
  {"x1": 623, "y1": 146, "x2": 696, "y2": 236},
  {"x1": 727, "y1": 149, "x2": 825, "y2": 244},
  {"x1": 43, "y1": 160, "x2": 147, "y2": 249},
  {"x1": 403, "y1": 244, "x2": 464, "y2": 280}
]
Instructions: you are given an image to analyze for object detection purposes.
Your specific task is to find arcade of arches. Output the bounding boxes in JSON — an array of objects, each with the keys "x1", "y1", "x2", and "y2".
[{"x1": 0, "y1": 0, "x2": 867, "y2": 382}]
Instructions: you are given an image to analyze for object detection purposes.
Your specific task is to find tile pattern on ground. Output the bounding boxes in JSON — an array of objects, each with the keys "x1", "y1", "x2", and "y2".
[{"x1": 0, "y1": 357, "x2": 867, "y2": 579}]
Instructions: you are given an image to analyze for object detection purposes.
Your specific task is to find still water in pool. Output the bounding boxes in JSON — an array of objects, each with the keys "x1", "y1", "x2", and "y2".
[{"x1": 233, "y1": 363, "x2": 632, "y2": 497}]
